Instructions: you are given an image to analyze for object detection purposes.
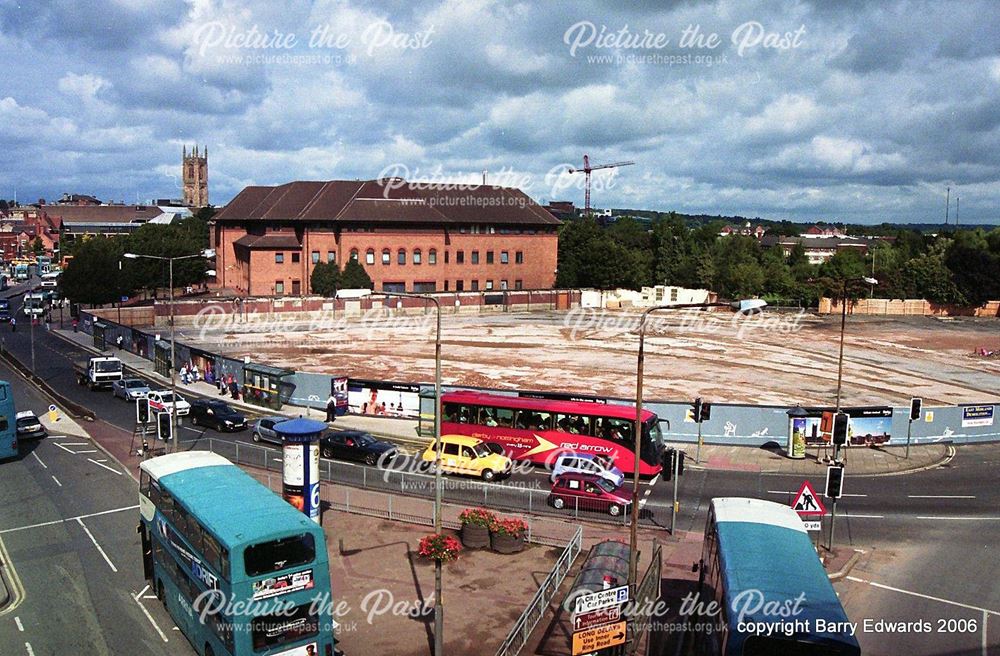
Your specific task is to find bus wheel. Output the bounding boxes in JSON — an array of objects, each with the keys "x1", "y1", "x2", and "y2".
[
  {"x1": 609, "y1": 504, "x2": 622, "y2": 517},
  {"x1": 481, "y1": 469, "x2": 495, "y2": 482},
  {"x1": 155, "y1": 579, "x2": 164, "y2": 601}
]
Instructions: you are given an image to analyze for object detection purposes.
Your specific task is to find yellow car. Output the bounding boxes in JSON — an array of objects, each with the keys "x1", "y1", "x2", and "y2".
[{"x1": 421, "y1": 435, "x2": 512, "y2": 481}]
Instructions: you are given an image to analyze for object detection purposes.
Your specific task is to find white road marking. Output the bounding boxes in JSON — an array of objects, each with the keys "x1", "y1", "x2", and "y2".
[
  {"x1": 0, "y1": 505, "x2": 139, "y2": 535},
  {"x1": 916, "y1": 516, "x2": 1000, "y2": 521},
  {"x1": 51, "y1": 475, "x2": 62, "y2": 487},
  {"x1": 845, "y1": 576, "x2": 1000, "y2": 616},
  {"x1": 24, "y1": 642, "x2": 34, "y2": 656},
  {"x1": 30, "y1": 452, "x2": 47, "y2": 469},
  {"x1": 87, "y1": 458, "x2": 123, "y2": 476},
  {"x1": 132, "y1": 589, "x2": 169, "y2": 643},
  {"x1": 15, "y1": 616, "x2": 23, "y2": 631},
  {"x1": 982, "y1": 611, "x2": 987, "y2": 656},
  {"x1": 908, "y1": 494, "x2": 976, "y2": 499},
  {"x1": 76, "y1": 518, "x2": 117, "y2": 572},
  {"x1": 767, "y1": 490, "x2": 866, "y2": 497},
  {"x1": 843, "y1": 513, "x2": 884, "y2": 518},
  {"x1": 52, "y1": 441, "x2": 97, "y2": 455},
  {"x1": 56, "y1": 442, "x2": 89, "y2": 446},
  {"x1": 137, "y1": 584, "x2": 150, "y2": 598}
]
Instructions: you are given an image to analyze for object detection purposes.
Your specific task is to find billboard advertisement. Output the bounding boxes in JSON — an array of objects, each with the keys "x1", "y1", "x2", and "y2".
[
  {"x1": 331, "y1": 376, "x2": 349, "y2": 416},
  {"x1": 348, "y1": 378, "x2": 421, "y2": 419},
  {"x1": 961, "y1": 405, "x2": 995, "y2": 428},
  {"x1": 802, "y1": 406, "x2": 893, "y2": 446}
]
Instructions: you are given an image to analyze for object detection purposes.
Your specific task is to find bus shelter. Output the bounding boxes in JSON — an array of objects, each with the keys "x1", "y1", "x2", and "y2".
[
  {"x1": 153, "y1": 339, "x2": 172, "y2": 377},
  {"x1": 243, "y1": 363, "x2": 295, "y2": 411},
  {"x1": 93, "y1": 321, "x2": 108, "y2": 350}
]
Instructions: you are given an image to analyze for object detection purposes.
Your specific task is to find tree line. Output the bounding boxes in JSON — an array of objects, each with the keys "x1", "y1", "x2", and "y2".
[{"x1": 555, "y1": 214, "x2": 1000, "y2": 305}]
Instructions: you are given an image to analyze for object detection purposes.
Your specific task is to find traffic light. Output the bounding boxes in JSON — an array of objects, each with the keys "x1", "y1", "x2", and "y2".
[
  {"x1": 663, "y1": 448, "x2": 676, "y2": 481},
  {"x1": 825, "y1": 463, "x2": 845, "y2": 499},
  {"x1": 136, "y1": 399, "x2": 150, "y2": 425},
  {"x1": 909, "y1": 398, "x2": 922, "y2": 422},
  {"x1": 677, "y1": 450, "x2": 685, "y2": 476},
  {"x1": 832, "y1": 412, "x2": 849, "y2": 446},
  {"x1": 699, "y1": 402, "x2": 712, "y2": 423},
  {"x1": 691, "y1": 398, "x2": 703, "y2": 423},
  {"x1": 156, "y1": 411, "x2": 172, "y2": 441}
]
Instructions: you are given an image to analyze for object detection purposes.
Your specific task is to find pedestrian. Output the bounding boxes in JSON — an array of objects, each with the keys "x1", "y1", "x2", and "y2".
[
  {"x1": 116, "y1": 334, "x2": 123, "y2": 350},
  {"x1": 217, "y1": 374, "x2": 227, "y2": 396},
  {"x1": 10, "y1": 316, "x2": 15, "y2": 332},
  {"x1": 179, "y1": 364, "x2": 189, "y2": 385},
  {"x1": 191, "y1": 363, "x2": 200, "y2": 382},
  {"x1": 72, "y1": 318, "x2": 78, "y2": 332},
  {"x1": 229, "y1": 377, "x2": 239, "y2": 400},
  {"x1": 326, "y1": 393, "x2": 337, "y2": 422}
]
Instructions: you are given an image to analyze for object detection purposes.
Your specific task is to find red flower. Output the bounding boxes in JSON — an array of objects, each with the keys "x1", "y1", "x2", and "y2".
[{"x1": 418, "y1": 533, "x2": 463, "y2": 562}]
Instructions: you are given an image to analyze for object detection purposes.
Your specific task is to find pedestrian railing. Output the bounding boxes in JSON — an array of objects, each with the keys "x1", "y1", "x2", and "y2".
[{"x1": 495, "y1": 526, "x2": 583, "y2": 656}]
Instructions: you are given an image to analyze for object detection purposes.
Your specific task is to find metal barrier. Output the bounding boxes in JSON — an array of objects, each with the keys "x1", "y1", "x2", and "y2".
[
  {"x1": 202, "y1": 438, "x2": 658, "y2": 531},
  {"x1": 495, "y1": 526, "x2": 584, "y2": 656}
]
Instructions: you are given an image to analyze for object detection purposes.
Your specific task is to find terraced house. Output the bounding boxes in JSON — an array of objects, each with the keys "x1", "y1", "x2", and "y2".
[{"x1": 211, "y1": 178, "x2": 561, "y2": 296}]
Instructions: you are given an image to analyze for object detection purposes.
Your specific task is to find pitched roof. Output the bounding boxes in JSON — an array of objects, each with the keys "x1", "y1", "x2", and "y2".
[
  {"x1": 39, "y1": 204, "x2": 166, "y2": 224},
  {"x1": 233, "y1": 234, "x2": 302, "y2": 249},
  {"x1": 214, "y1": 178, "x2": 561, "y2": 226}
]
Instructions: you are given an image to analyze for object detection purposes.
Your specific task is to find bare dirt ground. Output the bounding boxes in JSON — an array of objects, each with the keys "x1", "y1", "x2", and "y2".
[{"x1": 177, "y1": 308, "x2": 1000, "y2": 406}]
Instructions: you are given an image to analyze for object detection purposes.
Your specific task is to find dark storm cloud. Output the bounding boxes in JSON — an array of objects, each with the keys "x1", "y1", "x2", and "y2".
[{"x1": 0, "y1": 0, "x2": 998, "y2": 223}]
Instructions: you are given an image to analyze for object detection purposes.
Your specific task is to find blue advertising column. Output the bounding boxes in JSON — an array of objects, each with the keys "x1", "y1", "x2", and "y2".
[{"x1": 274, "y1": 418, "x2": 325, "y2": 524}]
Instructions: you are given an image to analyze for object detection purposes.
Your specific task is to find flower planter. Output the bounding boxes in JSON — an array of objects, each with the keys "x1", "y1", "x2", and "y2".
[
  {"x1": 461, "y1": 523, "x2": 491, "y2": 549},
  {"x1": 490, "y1": 531, "x2": 526, "y2": 554}
]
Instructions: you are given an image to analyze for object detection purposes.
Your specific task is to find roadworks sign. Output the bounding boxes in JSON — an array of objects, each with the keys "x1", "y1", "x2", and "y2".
[{"x1": 791, "y1": 480, "x2": 826, "y2": 516}]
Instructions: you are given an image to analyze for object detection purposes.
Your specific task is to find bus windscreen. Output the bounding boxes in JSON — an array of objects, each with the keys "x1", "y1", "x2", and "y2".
[{"x1": 245, "y1": 533, "x2": 315, "y2": 576}]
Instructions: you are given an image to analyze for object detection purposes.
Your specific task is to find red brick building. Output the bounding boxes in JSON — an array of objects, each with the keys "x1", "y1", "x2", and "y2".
[{"x1": 212, "y1": 179, "x2": 561, "y2": 296}]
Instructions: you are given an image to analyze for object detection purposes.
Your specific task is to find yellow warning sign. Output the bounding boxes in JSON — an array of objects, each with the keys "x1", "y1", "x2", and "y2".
[{"x1": 572, "y1": 621, "x2": 626, "y2": 655}]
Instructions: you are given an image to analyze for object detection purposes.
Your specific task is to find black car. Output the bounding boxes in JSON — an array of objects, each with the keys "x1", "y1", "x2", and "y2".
[
  {"x1": 0, "y1": 310, "x2": 11, "y2": 323},
  {"x1": 320, "y1": 430, "x2": 398, "y2": 466},
  {"x1": 188, "y1": 399, "x2": 248, "y2": 432}
]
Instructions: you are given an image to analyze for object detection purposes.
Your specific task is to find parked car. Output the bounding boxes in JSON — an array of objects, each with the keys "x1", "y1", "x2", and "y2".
[
  {"x1": 251, "y1": 416, "x2": 286, "y2": 445},
  {"x1": 320, "y1": 430, "x2": 397, "y2": 466},
  {"x1": 0, "y1": 309, "x2": 10, "y2": 323},
  {"x1": 112, "y1": 378, "x2": 150, "y2": 401},
  {"x1": 189, "y1": 399, "x2": 248, "y2": 432},
  {"x1": 146, "y1": 389, "x2": 191, "y2": 416},
  {"x1": 548, "y1": 473, "x2": 631, "y2": 516},
  {"x1": 15, "y1": 410, "x2": 47, "y2": 440},
  {"x1": 549, "y1": 452, "x2": 625, "y2": 487},
  {"x1": 420, "y1": 434, "x2": 512, "y2": 482}
]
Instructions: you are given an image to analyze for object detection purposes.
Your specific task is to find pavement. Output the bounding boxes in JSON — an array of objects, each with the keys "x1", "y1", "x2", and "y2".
[{"x1": 52, "y1": 327, "x2": 952, "y2": 475}]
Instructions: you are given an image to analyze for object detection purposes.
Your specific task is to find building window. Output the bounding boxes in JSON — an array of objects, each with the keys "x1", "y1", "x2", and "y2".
[
  {"x1": 485, "y1": 280, "x2": 494, "y2": 290},
  {"x1": 471, "y1": 251, "x2": 479, "y2": 264},
  {"x1": 413, "y1": 249, "x2": 422, "y2": 265},
  {"x1": 366, "y1": 249, "x2": 376, "y2": 266},
  {"x1": 275, "y1": 253, "x2": 284, "y2": 264},
  {"x1": 382, "y1": 249, "x2": 390, "y2": 265},
  {"x1": 444, "y1": 280, "x2": 449, "y2": 291},
  {"x1": 311, "y1": 251, "x2": 320, "y2": 264},
  {"x1": 500, "y1": 280, "x2": 508, "y2": 290},
  {"x1": 350, "y1": 249, "x2": 358, "y2": 262},
  {"x1": 291, "y1": 252, "x2": 300, "y2": 263},
  {"x1": 429, "y1": 249, "x2": 437, "y2": 265},
  {"x1": 471, "y1": 280, "x2": 479, "y2": 291},
  {"x1": 515, "y1": 280, "x2": 523, "y2": 290},
  {"x1": 274, "y1": 281, "x2": 284, "y2": 295},
  {"x1": 515, "y1": 251, "x2": 523, "y2": 264},
  {"x1": 500, "y1": 251, "x2": 509, "y2": 264},
  {"x1": 413, "y1": 282, "x2": 435, "y2": 293},
  {"x1": 327, "y1": 251, "x2": 336, "y2": 264},
  {"x1": 291, "y1": 280, "x2": 301, "y2": 295},
  {"x1": 397, "y1": 249, "x2": 406, "y2": 265},
  {"x1": 383, "y1": 282, "x2": 405, "y2": 293},
  {"x1": 486, "y1": 251, "x2": 494, "y2": 264},
  {"x1": 456, "y1": 280, "x2": 464, "y2": 291},
  {"x1": 456, "y1": 250, "x2": 464, "y2": 264}
]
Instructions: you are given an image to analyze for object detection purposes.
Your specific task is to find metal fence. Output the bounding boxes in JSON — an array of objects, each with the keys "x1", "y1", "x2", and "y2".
[
  {"x1": 495, "y1": 525, "x2": 584, "y2": 656},
  {"x1": 202, "y1": 438, "x2": 665, "y2": 531},
  {"x1": 205, "y1": 438, "x2": 588, "y2": 547}
]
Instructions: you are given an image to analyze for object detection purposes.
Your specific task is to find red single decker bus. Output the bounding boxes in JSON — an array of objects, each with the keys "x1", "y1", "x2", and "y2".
[{"x1": 441, "y1": 391, "x2": 664, "y2": 477}]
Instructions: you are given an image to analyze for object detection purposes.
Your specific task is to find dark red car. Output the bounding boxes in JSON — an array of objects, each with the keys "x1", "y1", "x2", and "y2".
[{"x1": 548, "y1": 472, "x2": 632, "y2": 517}]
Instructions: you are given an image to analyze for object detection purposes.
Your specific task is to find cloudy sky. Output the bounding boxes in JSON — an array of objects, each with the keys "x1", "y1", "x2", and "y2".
[{"x1": 2, "y1": 0, "x2": 999, "y2": 224}]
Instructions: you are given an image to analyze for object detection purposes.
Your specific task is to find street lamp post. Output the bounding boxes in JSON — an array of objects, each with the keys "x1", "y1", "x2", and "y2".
[
  {"x1": 345, "y1": 288, "x2": 443, "y2": 656},
  {"x1": 832, "y1": 276, "x2": 878, "y2": 460},
  {"x1": 630, "y1": 298, "x2": 767, "y2": 592},
  {"x1": 123, "y1": 249, "x2": 215, "y2": 454}
]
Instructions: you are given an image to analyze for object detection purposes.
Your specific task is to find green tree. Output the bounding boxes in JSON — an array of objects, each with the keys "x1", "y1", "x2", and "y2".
[
  {"x1": 124, "y1": 223, "x2": 211, "y2": 292},
  {"x1": 31, "y1": 236, "x2": 44, "y2": 255},
  {"x1": 310, "y1": 261, "x2": 341, "y2": 296},
  {"x1": 339, "y1": 259, "x2": 373, "y2": 290},
  {"x1": 945, "y1": 244, "x2": 1000, "y2": 306},
  {"x1": 58, "y1": 237, "x2": 132, "y2": 305}
]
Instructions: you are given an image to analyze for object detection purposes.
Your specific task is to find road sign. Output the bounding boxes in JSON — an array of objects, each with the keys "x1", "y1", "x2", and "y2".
[
  {"x1": 573, "y1": 585, "x2": 629, "y2": 615},
  {"x1": 572, "y1": 606, "x2": 621, "y2": 632},
  {"x1": 47, "y1": 404, "x2": 59, "y2": 422},
  {"x1": 791, "y1": 480, "x2": 826, "y2": 516},
  {"x1": 572, "y1": 621, "x2": 627, "y2": 655},
  {"x1": 802, "y1": 520, "x2": 821, "y2": 532}
]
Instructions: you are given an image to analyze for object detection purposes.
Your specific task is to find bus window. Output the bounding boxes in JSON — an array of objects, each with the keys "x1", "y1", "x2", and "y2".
[
  {"x1": 245, "y1": 533, "x2": 316, "y2": 576},
  {"x1": 494, "y1": 407, "x2": 514, "y2": 426},
  {"x1": 251, "y1": 603, "x2": 319, "y2": 651},
  {"x1": 443, "y1": 403, "x2": 462, "y2": 423},
  {"x1": 139, "y1": 471, "x2": 150, "y2": 496},
  {"x1": 556, "y1": 414, "x2": 590, "y2": 435}
]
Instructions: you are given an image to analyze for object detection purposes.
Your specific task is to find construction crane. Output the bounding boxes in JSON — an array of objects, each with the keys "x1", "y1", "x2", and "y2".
[{"x1": 568, "y1": 155, "x2": 635, "y2": 217}]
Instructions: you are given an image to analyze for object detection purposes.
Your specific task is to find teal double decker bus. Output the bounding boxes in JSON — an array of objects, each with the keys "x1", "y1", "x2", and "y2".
[
  {"x1": 0, "y1": 380, "x2": 16, "y2": 460},
  {"x1": 139, "y1": 452, "x2": 339, "y2": 656}
]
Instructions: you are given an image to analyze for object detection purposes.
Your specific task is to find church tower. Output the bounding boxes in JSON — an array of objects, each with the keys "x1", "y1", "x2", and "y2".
[{"x1": 182, "y1": 144, "x2": 208, "y2": 207}]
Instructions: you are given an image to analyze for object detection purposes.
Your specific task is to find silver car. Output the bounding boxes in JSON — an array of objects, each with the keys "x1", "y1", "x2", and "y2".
[
  {"x1": 112, "y1": 378, "x2": 150, "y2": 401},
  {"x1": 251, "y1": 416, "x2": 286, "y2": 445}
]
